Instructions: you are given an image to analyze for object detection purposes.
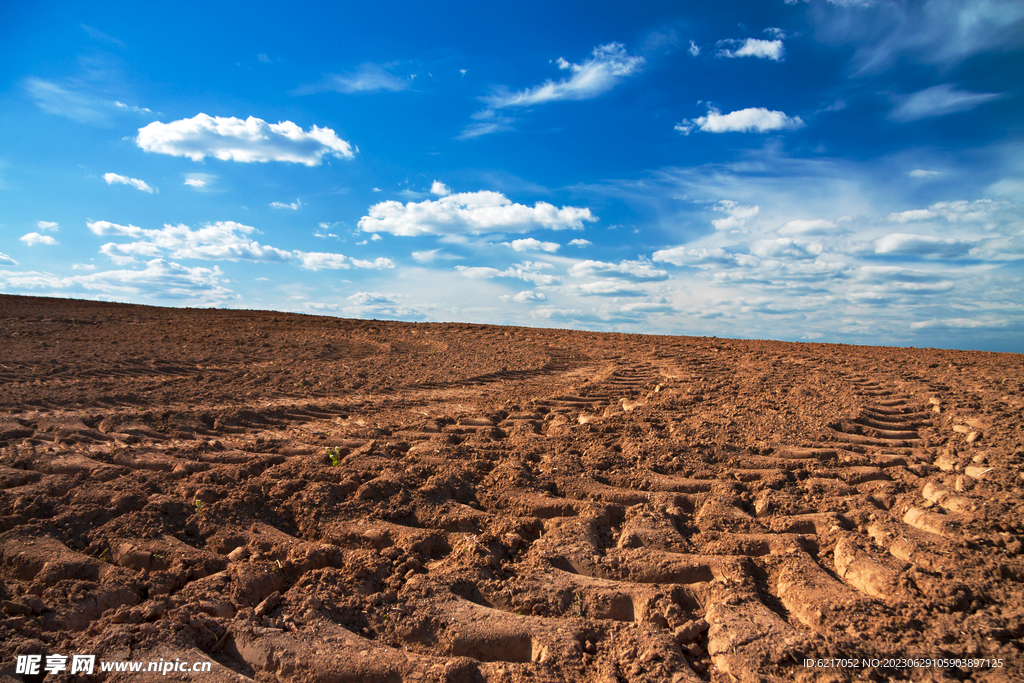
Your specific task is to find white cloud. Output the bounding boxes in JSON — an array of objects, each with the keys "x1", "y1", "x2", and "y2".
[
  {"x1": 270, "y1": 199, "x2": 301, "y2": 210},
  {"x1": 431, "y1": 181, "x2": 451, "y2": 196},
  {"x1": 336, "y1": 292, "x2": 425, "y2": 320},
  {"x1": 36, "y1": 221, "x2": 59, "y2": 231},
  {"x1": 750, "y1": 237, "x2": 824, "y2": 259},
  {"x1": 184, "y1": 173, "x2": 214, "y2": 189},
  {"x1": 0, "y1": 258, "x2": 234, "y2": 305},
  {"x1": 890, "y1": 84, "x2": 1001, "y2": 122},
  {"x1": 778, "y1": 219, "x2": 839, "y2": 235},
  {"x1": 567, "y1": 280, "x2": 647, "y2": 297},
  {"x1": 712, "y1": 200, "x2": 761, "y2": 231},
  {"x1": 568, "y1": 259, "x2": 668, "y2": 281},
  {"x1": 504, "y1": 238, "x2": 560, "y2": 253},
  {"x1": 676, "y1": 107, "x2": 804, "y2": 135},
  {"x1": 411, "y1": 249, "x2": 462, "y2": 263},
  {"x1": 86, "y1": 219, "x2": 392, "y2": 271},
  {"x1": 136, "y1": 114, "x2": 354, "y2": 166},
  {"x1": 303, "y1": 63, "x2": 411, "y2": 94},
  {"x1": 501, "y1": 290, "x2": 547, "y2": 303},
  {"x1": 103, "y1": 172, "x2": 154, "y2": 193},
  {"x1": 873, "y1": 233, "x2": 975, "y2": 258},
  {"x1": 908, "y1": 169, "x2": 942, "y2": 178},
  {"x1": 568, "y1": 239, "x2": 592, "y2": 247},
  {"x1": 358, "y1": 189, "x2": 596, "y2": 237},
  {"x1": 718, "y1": 38, "x2": 785, "y2": 60},
  {"x1": 484, "y1": 43, "x2": 644, "y2": 110},
  {"x1": 456, "y1": 261, "x2": 561, "y2": 286},
  {"x1": 688, "y1": 41, "x2": 701, "y2": 56},
  {"x1": 293, "y1": 252, "x2": 395, "y2": 271},
  {"x1": 71, "y1": 263, "x2": 96, "y2": 270},
  {"x1": 89, "y1": 220, "x2": 291, "y2": 262},
  {"x1": 888, "y1": 209, "x2": 935, "y2": 223},
  {"x1": 20, "y1": 232, "x2": 58, "y2": 246},
  {"x1": 0, "y1": 252, "x2": 18, "y2": 266}
]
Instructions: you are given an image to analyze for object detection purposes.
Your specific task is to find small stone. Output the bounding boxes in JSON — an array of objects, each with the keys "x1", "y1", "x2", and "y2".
[
  {"x1": 964, "y1": 466, "x2": 993, "y2": 479},
  {"x1": 227, "y1": 546, "x2": 249, "y2": 562},
  {"x1": 966, "y1": 431, "x2": 981, "y2": 443}
]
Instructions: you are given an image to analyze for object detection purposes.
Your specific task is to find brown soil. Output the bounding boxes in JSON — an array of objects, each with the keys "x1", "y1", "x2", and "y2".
[{"x1": 1, "y1": 293, "x2": 1022, "y2": 683}]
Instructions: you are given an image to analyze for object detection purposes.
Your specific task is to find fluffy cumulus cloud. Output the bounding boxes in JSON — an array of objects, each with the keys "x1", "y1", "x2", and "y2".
[
  {"x1": 136, "y1": 114, "x2": 355, "y2": 166},
  {"x1": 676, "y1": 107, "x2": 804, "y2": 135},
  {"x1": 484, "y1": 43, "x2": 644, "y2": 109},
  {"x1": 20, "y1": 232, "x2": 58, "y2": 246},
  {"x1": 504, "y1": 238, "x2": 560, "y2": 253},
  {"x1": 717, "y1": 38, "x2": 785, "y2": 60},
  {"x1": 890, "y1": 84, "x2": 1001, "y2": 122},
  {"x1": 86, "y1": 220, "x2": 392, "y2": 271},
  {"x1": 103, "y1": 172, "x2": 154, "y2": 193},
  {"x1": 358, "y1": 189, "x2": 595, "y2": 236}
]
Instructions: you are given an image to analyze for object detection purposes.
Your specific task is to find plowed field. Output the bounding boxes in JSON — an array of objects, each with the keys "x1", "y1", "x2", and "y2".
[{"x1": 1, "y1": 294, "x2": 1022, "y2": 683}]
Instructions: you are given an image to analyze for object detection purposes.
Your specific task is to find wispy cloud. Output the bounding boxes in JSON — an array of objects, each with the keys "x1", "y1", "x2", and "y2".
[
  {"x1": 889, "y1": 84, "x2": 1001, "y2": 122},
  {"x1": 676, "y1": 107, "x2": 804, "y2": 134},
  {"x1": 813, "y1": 0, "x2": 1024, "y2": 74},
  {"x1": 270, "y1": 198, "x2": 301, "y2": 210},
  {"x1": 36, "y1": 221, "x2": 59, "y2": 231},
  {"x1": 484, "y1": 43, "x2": 644, "y2": 110},
  {"x1": 358, "y1": 188, "x2": 596, "y2": 237},
  {"x1": 103, "y1": 172, "x2": 154, "y2": 193},
  {"x1": 297, "y1": 63, "x2": 412, "y2": 94},
  {"x1": 0, "y1": 253, "x2": 18, "y2": 266},
  {"x1": 81, "y1": 24, "x2": 125, "y2": 47},
  {"x1": 462, "y1": 43, "x2": 643, "y2": 139},
  {"x1": 136, "y1": 114, "x2": 355, "y2": 165}
]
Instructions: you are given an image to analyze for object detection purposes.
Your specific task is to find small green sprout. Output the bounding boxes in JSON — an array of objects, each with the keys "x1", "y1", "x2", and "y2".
[
  {"x1": 99, "y1": 548, "x2": 111, "y2": 563},
  {"x1": 276, "y1": 559, "x2": 283, "y2": 571},
  {"x1": 193, "y1": 499, "x2": 204, "y2": 515},
  {"x1": 326, "y1": 446, "x2": 342, "y2": 467}
]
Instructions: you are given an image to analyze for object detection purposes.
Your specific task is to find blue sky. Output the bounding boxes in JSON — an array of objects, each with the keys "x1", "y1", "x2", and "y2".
[{"x1": 2, "y1": 1, "x2": 1023, "y2": 352}]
